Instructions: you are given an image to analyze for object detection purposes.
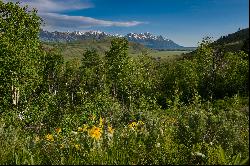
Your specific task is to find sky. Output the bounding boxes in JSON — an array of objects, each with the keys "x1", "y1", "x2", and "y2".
[{"x1": 3, "y1": 0, "x2": 249, "y2": 47}]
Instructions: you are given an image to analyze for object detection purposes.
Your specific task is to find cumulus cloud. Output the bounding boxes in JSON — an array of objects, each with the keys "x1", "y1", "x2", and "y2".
[{"x1": 3, "y1": 0, "x2": 145, "y2": 31}]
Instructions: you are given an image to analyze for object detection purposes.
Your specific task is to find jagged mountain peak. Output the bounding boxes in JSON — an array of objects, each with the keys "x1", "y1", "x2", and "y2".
[
  {"x1": 124, "y1": 32, "x2": 171, "y2": 42},
  {"x1": 39, "y1": 29, "x2": 183, "y2": 49}
]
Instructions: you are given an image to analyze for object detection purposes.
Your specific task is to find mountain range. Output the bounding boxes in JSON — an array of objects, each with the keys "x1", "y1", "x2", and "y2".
[{"x1": 39, "y1": 29, "x2": 188, "y2": 50}]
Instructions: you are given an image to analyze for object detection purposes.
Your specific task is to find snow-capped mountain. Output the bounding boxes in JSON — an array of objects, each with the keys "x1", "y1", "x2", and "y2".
[
  {"x1": 39, "y1": 29, "x2": 183, "y2": 49},
  {"x1": 124, "y1": 32, "x2": 182, "y2": 49},
  {"x1": 40, "y1": 30, "x2": 111, "y2": 41}
]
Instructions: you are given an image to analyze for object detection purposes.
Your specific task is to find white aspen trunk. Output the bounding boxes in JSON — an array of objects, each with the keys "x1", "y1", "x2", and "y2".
[
  {"x1": 113, "y1": 83, "x2": 117, "y2": 98},
  {"x1": 49, "y1": 85, "x2": 51, "y2": 93},
  {"x1": 12, "y1": 85, "x2": 19, "y2": 106},
  {"x1": 52, "y1": 72, "x2": 55, "y2": 93},
  {"x1": 11, "y1": 85, "x2": 15, "y2": 105},
  {"x1": 16, "y1": 87, "x2": 19, "y2": 105}
]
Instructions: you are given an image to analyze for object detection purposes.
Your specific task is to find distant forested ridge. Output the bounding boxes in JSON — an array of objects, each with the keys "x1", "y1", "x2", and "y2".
[
  {"x1": 216, "y1": 28, "x2": 249, "y2": 44},
  {"x1": 214, "y1": 28, "x2": 249, "y2": 53},
  {"x1": 182, "y1": 28, "x2": 249, "y2": 60}
]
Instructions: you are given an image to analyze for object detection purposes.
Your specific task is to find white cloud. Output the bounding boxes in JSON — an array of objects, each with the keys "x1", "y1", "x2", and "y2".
[
  {"x1": 3, "y1": 0, "x2": 145, "y2": 31},
  {"x1": 23, "y1": 0, "x2": 93, "y2": 12},
  {"x1": 3, "y1": 0, "x2": 93, "y2": 12},
  {"x1": 40, "y1": 13, "x2": 144, "y2": 31}
]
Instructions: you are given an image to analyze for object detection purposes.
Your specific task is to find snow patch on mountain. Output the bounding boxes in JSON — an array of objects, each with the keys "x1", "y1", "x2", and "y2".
[{"x1": 39, "y1": 29, "x2": 183, "y2": 49}]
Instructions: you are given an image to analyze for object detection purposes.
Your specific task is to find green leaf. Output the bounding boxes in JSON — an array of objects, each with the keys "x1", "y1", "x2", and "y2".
[
  {"x1": 218, "y1": 146, "x2": 227, "y2": 164},
  {"x1": 239, "y1": 157, "x2": 249, "y2": 165},
  {"x1": 233, "y1": 153, "x2": 241, "y2": 165}
]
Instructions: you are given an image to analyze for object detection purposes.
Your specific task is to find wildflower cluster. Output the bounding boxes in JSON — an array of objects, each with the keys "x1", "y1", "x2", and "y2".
[
  {"x1": 88, "y1": 126, "x2": 102, "y2": 140},
  {"x1": 55, "y1": 127, "x2": 62, "y2": 134},
  {"x1": 108, "y1": 126, "x2": 115, "y2": 135},
  {"x1": 45, "y1": 134, "x2": 54, "y2": 142},
  {"x1": 128, "y1": 120, "x2": 145, "y2": 130}
]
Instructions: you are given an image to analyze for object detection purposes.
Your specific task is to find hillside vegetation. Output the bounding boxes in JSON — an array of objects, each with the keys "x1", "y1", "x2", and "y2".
[
  {"x1": 181, "y1": 29, "x2": 249, "y2": 60},
  {"x1": 42, "y1": 39, "x2": 152, "y2": 60},
  {"x1": 214, "y1": 28, "x2": 249, "y2": 53},
  {"x1": 42, "y1": 39, "x2": 188, "y2": 61},
  {"x1": 0, "y1": 1, "x2": 249, "y2": 165}
]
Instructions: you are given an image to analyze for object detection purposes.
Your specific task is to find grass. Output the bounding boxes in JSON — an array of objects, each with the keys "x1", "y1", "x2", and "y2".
[
  {"x1": 150, "y1": 50, "x2": 190, "y2": 57},
  {"x1": 42, "y1": 40, "x2": 190, "y2": 61},
  {"x1": 142, "y1": 50, "x2": 190, "y2": 60},
  {"x1": 42, "y1": 39, "x2": 149, "y2": 61}
]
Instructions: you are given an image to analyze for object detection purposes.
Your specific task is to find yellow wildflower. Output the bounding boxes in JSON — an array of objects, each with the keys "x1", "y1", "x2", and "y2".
[
  {"x1": 78, "y1": 127, "x2": 83, "y2": 132},
  {"x1": 108, "y1": 125, "x2": 115, "y2": 135},
  {"x1": 74, "y1": 144, "x2": 80, "y2": 150},
  {"x1": 128, "y1": 122, "x2": 137, "y2": 129},
  {"x1": 88, "y1": 126, "x2": 102, "y2": 140},
  {"x1": 171, "y1": 118, "x2": 177, "y2": 123},
  {"x1": 55, "y1": 127, "x2": 62, "y2": 134},
  {"x1": 45, "y1": 134, "x2": 54, "y2": 142},
  {"x1": 78, "y1": 124, "x2": 88, "y2": 132},
  {"x1": 138, "y1": 120, "x2": 144, "y2": 125},
  {"x1": 99, "y1": 116, "x2": 103, "y2": 128},
  {"x1": 60, "y1": 144, "x2": 65, "y2": 149},
  {"x1": 34, "y1": 136, "x2": 40, "y2": 143}
]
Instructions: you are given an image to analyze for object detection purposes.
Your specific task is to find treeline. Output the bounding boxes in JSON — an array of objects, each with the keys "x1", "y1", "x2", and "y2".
[
  {"x1": 216, "y1": 28, "x2": 249, "y2": 45},
  {"x1": 214, "y1": 28, "x2": 249, "y2": 53},
  {"x1": 0, "y1": 1, "x2": 249, "y2": 165}
]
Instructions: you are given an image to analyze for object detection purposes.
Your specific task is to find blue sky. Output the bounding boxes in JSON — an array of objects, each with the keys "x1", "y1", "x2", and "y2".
[{"x1": 4, "y1": 0, "x2": 249, "y2": 46}]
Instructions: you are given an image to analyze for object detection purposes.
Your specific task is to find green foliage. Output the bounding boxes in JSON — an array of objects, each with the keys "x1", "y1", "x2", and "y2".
[
  {"x1": 79, "y1": 49, "x2": 105, "y2": 96},
  {"x1": 242, "y1": 38, "x2": 249, "y2": 54},
  {"x1": 189, "y1": 37, "x2": 248, "y2": 100},
  {"x1": 61, "y1": 58, "x2": 81, "y2": 106},
  {"x1": 216, "y1": 28, "x2": 249, "y2": 44},
  {"x1": 41, "y1": 49, "x2": 64, "y2": 94},
  {"x1": 0, "y1": 1, "x2": 42, "y2": 110},
  {"x1": 105, "y1": 38, "x2": 129, "y2": 100},
  {"x1": 41, "y1": 38, "x2": 152, "y2": 61}
]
